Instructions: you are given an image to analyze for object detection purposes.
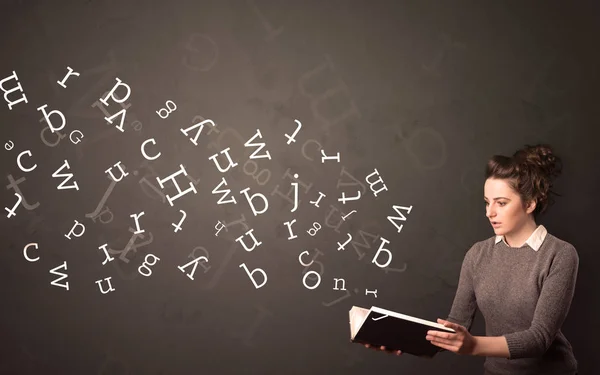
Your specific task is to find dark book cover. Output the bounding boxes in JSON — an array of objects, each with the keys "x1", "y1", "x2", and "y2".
[{"x1": 349, "y1": 306, "x2": 455, "y2": 358}]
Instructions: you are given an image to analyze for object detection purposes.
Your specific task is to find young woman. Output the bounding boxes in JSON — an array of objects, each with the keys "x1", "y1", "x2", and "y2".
[{"x1": 368, "y1": 144, "x2": 579, "y2": 374}]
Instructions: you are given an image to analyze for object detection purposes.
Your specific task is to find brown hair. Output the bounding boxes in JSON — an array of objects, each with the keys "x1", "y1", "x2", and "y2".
[{"x1": 485, "y1": 144, "x2": 563, "y2": 218}]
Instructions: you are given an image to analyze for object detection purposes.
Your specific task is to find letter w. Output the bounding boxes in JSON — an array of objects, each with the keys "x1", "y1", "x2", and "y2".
[
  {"x1": 212, "y1": 177, "x2": 236, "y2": 205},
  {"x1": 50, "y1": 261, "x2": 69, "y2": 290},
  {"x1": 387, "y1": 205, "x2": 413, "y2": 233},
  {"x1": 52, "y1": 160, "x2": 80, "y2": 190},
  {"x1": 245, "y1": 129, "x2": 271, "y2": 160}
]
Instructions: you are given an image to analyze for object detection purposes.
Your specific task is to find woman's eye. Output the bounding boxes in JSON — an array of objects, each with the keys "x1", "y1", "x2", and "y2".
[{"x1": 498, "y1": 202, "x2": 506, "y2": 206}]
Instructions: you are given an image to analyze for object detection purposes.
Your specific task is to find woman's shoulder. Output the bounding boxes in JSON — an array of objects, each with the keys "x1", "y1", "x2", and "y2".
[
  {"x1": 544, "y1": 233, "x2": 578, "y2": 258},
  {"x1": 471, "y1": 236, "x2": 497, "y2": 250},
  {"x1": 464, "y1": 236, "x2": 496, "y2": 258}
]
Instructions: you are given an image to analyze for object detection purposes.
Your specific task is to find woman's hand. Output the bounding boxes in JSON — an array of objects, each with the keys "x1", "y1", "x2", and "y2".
[
  {"x1": 363, "y1": 343, "x2": 402, "y2": 356},
  {"x1": 426, "y1": 318, "x2": 477, "y2": 355}
]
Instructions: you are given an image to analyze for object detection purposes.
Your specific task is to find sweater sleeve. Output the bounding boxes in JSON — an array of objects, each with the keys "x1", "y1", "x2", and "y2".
[
  {"x1": 503, "y1": 245, "x2": 579, "y2": 359},
  {"x1": 446, "y1": 243, "x2": 479, "y2": 332}
]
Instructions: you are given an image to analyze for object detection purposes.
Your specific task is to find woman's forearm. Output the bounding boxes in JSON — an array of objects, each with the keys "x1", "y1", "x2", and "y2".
[{"x1": 472, "y1": 336, "x2": 510, "y2": 358}]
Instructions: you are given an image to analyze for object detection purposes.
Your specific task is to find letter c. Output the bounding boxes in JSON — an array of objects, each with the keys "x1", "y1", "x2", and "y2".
[
  {"x1": 298, "y1": 250, "x2": 314, "y2": 267},
  {"x1": 141, "y1": 138, "x2": 161, "y2": 161},
  {"x1": 17, "y1": 150, "x2": 37, "y2": 172},
  {"x1": 24, "y1": 242, "x2": 39, "y2": 262}
]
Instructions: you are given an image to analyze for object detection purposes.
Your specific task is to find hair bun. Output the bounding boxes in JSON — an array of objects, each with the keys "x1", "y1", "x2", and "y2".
[
  {"x1": 515, "y1": 144, "x2": 562, "y2": 180},
  {"x1": 486, "y1": 143, "x2": 564, "y2": 218}
]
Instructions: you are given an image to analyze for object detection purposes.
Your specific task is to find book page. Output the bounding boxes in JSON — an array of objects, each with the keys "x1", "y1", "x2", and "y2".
[
  {"x1": 370, "y1": 306, "x2": 455, "y2": 332},
  {"x1": 349, "y1": 306, "x2": 370, "y2": 339}
]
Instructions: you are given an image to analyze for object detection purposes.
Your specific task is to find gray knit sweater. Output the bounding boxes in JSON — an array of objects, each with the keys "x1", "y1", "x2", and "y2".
[{"x1": 445, "y1": 226, "x2": 579, "y2": 374}]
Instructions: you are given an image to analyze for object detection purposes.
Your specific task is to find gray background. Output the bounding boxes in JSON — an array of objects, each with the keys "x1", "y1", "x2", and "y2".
[{"x1": 0, "y1": 0, "x2": 598, "y2": 374}]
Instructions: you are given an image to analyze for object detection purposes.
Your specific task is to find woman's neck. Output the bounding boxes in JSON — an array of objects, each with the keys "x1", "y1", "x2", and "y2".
[{"x1": 504, "y1": 220, "x2": 538, "y2": 247}]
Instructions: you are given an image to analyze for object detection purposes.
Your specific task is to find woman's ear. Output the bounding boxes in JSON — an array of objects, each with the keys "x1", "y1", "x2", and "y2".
[{"x1": 525, "y1": 200, "x2": 537, "y2": 214}]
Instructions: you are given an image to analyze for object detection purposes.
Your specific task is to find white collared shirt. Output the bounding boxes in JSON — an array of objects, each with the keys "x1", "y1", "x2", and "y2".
[{"x1": 494, "y1": 224, "x2": 548, "y2": 251}]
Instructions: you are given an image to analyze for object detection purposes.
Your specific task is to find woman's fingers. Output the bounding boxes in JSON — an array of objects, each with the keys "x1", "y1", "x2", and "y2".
[{"x1": 363, "y1": 343, "x2": 402, "y2": 355}]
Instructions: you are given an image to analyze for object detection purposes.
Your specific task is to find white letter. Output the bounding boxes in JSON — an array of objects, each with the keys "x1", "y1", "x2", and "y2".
[
  {"x1": 95, "y1": 277, "x2": 116, "y2": 294},
  {"x1": 180, "y1": 118, "x2": 216, "y2": 146},
  {"x1": 156, "y1": 164, "x2": 198, "y2": 206},
  {"x1": 138, "y1": 254, "x2": 160, "y2": 277},
  {"x1": 23, "y1": 242, "x2": 39, "y2": 262},
  {"x1": 333, "y1": 278, "x2": 346, "y2": 290},
  {"x1": 285, "y1": 119, "x2": 302, "y2": 144},
  {"x1": 337, "y1": 233, "x2": 352, "y2": 251},
  {"x1": 57, "y1": 66, "x2": 80, "y2": 88},
  {"x1": 17, "y1": 150, "x2": 36, "y2": 172},
  {"x1": 365, "y1": 168, "x2": 388, "y2": 197},
  {"x1": 130, "y1": 212, "x2": 145, "y2": 234},
  {"x1": 298, "y1": 250, "x2": 313, "y2": 267},
  {"x1": 303, "y1": 271, "x2": 321, "y2": 290},
  {"x1": 105, "y1": 161, "x2": 129, "y2": 182},
  {"x1": 4, "y1": 193, "x2": 22, "y2": 218},
  {"x1": 100, "y1": 77, "x2": 131, "y2": 105},
  {"x1": 37, "y1": 104, "x2": 66, "y2": 132},
  {"x1": 141, "y1": 138, "x2": 161, "y2": 160},
  {"x1": 52, "y1": 160, "x2": 79, "y2": 190},
  {"x1": 49, "y1": 261, "x2": 69, "y2": 290},
  {"x1": 0, "y1": 70, "x2": 28, "y2": 110},
  {"x1": 309, "y1": 192, "x2": 326, "y2": 208},
  {"x1": 69, "y1": 130, "x2": 84, "y2": 144},
  {"x1": 338, "y1": 190, "x2": 361, "y2": 204},
  {"x1": 212, "y1": 177, "x2": 237, "y2": 205},
  {"x1": 244, "y1": 129, "x2": 271, "y2": 160},
  {"x1": 172, "y1": 210, "x2": 187, "y2": 232},
  {"x1": 98, "y1": 244, "x2": 115, "y2": 265},
  {"x1": 178, "y1": 255, "x2": 208, "y2": 280},
  {"x1": 283, "y1": 219, "x2": 297, "y2": 240},
  {"x1": 240, "y1": 187, "x2": 269, "y2": 216},
  {"x1": 320, "y1": 149, "x2": 340, "y2": 163},
  {"x1": 156, "y1": 100, "x2": 177, "y2": 119},
  {"x1": 239, "y1": 263, "x2": 268, "y2": 289},
  {"x1": 208, "y1": 147, "x2": 238, "y2": 173},
  {"x1": 372, "y1": 237, "x2": 392, "y2": 268},
  {"x1": 235, "y1": 228, "x2": 262, "y2": 252},
  {"x1": 104, "y1": 108, "x2": 126, "y2": 132},
  {"x1": 387, "y1": 205, "x2": 413, "y2": 233},
  {"x1": 64, "y1": 219, "x2": 85, "y2": 240}
]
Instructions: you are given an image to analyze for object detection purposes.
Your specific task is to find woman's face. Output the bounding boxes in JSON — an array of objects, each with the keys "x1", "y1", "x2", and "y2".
[{"x1": 484, "y1": 178, "x2": 535, "y2": 237}]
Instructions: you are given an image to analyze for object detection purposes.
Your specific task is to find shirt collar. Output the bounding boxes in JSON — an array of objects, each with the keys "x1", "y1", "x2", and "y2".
[{"x1": 494, "y1": 224, "x2": 547, "y2": 251}]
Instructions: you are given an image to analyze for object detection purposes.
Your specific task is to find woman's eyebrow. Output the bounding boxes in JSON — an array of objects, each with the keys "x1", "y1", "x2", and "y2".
[{"x1": 483, "y1": 197, "x2": 511, "y2": 200}]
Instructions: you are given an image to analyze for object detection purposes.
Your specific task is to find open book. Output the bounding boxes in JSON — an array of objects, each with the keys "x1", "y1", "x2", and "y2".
[{"x1": 349, "y1": 305, "x2": 456, "y2": 358}]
